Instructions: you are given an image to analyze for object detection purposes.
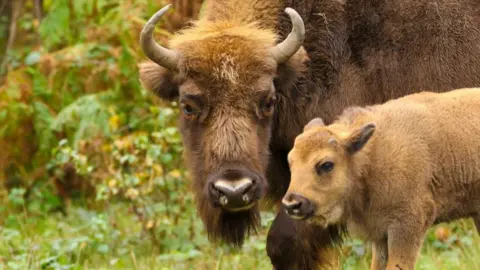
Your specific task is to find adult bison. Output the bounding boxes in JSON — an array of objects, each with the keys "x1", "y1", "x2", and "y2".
[{"x1": 138, "y1": 0, "x2": 480, "y2": 268}]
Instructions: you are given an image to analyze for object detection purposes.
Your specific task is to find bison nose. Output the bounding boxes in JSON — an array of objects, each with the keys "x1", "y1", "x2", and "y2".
[
  {"x1": 210, "y1": 177, "x2": 257, "y2": 211},
  {"x1": 282, "y1": 193, "x2": 313, "y2": 220}
]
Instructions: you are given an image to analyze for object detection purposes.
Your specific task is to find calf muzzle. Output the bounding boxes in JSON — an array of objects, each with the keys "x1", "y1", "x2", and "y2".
[{"x1": 282, "y1": 193, "x2": 313, "y2": 220}]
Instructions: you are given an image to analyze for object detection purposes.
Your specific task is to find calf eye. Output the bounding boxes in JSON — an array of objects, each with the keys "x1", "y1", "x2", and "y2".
[{"x1": 315, "y1": 161, "x2": 334, "y2": 174}]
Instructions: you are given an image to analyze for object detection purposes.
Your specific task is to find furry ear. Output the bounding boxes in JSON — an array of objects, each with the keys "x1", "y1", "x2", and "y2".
[
  {"x1": 288, "y1": 46, "x2": 309, "y2": 72},
  {"x1": 304, "y1": 117, "x2": 325, "y2": 132},
  {"x1": 274, "y1": 46, "x2": 309, "y2": 89},
  {"x1": 139, "y1": 62, "x2": 179, "y2": 101},
  {"x1": 345, "y1": 123, "x2": 376, "y2": 154}
]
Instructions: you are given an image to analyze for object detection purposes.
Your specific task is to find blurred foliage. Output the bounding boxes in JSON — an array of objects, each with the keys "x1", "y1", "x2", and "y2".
[
  {"x1": 0, "y1": 0, "x2": 479, "y2": 269},
  {"x1": 0, "y1": 0, "x2": 226, "y2": 267}
]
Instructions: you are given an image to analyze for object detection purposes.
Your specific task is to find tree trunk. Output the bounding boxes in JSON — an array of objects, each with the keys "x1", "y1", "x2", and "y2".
[
  {"x1": 0, "y1": 0, "x2": 11, "y2": 79},
  {"x1": 0, "y1": 0, "x2": 23, "y2": 80},
  {"x1": 34, "y1": 0, "x2": 43, "y2": 22}
]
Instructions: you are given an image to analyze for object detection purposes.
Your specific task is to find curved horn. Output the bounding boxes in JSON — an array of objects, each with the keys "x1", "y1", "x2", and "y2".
[
  {"x1": 140, "y1": 4, "x2": 180, "y2": 70},
  {"x1": 270, "y1": 8, "x2": 305, "y2": 63}
]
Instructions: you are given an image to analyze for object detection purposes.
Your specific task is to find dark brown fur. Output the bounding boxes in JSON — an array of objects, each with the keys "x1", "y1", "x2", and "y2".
[
  {"x1": 267, "y1": 209, "x2": 347, "y2": 270},
  {"x1": 139, "y1": 0, "x2": 480, "y2": 268},
  {"x1": 286, "y1": 88, "x2": 480, "y2": 270}
]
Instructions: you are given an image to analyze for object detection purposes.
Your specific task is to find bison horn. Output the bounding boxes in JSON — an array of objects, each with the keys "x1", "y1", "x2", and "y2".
[
  {"x1": 270, "y1": 8, "x2": 305, "y2": 63},
  {"x1": 140, "y1": 4, "x2": 180, "y2": 70}
]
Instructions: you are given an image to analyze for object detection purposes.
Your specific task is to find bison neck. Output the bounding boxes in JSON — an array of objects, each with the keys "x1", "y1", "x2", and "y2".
[{"x1": 266, "y1": 1, "x2": 371, "y2": 202}]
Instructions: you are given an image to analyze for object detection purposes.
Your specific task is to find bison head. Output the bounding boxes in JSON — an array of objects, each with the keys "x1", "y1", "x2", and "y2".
[{"x1": 139, "y1": 4, "x2": 306, "y2": 246}]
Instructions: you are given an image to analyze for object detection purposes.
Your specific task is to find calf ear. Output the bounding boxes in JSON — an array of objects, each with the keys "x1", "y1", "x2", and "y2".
[
  {"x1": 345, "y1": 123, "x2": 376, "y2": 154},
  {"x1": 303, "y1": 117, "x2": 325, "y2": 132},
  {"x1": 139, "y1": 61, "x2": 179, "y2": 101}
]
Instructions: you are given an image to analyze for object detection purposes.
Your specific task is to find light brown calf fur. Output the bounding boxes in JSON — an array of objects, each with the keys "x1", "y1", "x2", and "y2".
[{"x1": 284, "y1": 88, "x2": 480, "y2": 270}]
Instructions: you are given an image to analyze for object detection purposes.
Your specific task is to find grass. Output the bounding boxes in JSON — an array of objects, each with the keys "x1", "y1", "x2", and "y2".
[
  {"x1": 0, "y1": 203, "x2": 272, "y2": 270},
  {"x1": 1, "y1": 202, "x2": 479, "y2": 270}
]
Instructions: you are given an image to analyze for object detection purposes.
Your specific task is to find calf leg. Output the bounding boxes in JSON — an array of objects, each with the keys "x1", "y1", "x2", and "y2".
[
  {"x1": 385, "y1": 223, "x2": 427, "y2": 270},
  {"x1": 371, "y1": 238, "x2": 388, "y2": 270}
]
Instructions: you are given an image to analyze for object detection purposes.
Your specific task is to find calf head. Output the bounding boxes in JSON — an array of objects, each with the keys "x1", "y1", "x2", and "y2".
[
  {"x1": 283, "y1": 117, "x2": 376, "y2": 227},
  {"x1": 139, "y1": 5, "x2": 307, "y2": 245}
]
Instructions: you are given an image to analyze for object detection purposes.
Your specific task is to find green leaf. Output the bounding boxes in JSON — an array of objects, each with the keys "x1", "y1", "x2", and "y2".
[{"x1": 39, "y1": 0, "x2": 72, "y2": 50}]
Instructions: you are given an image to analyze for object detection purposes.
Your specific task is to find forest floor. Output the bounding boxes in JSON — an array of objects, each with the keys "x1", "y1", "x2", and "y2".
[{"x1": 1, "y1": 202, "x2": 479, "y2": 270}]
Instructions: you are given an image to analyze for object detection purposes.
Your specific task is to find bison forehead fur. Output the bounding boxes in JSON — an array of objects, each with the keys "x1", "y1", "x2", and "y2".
[{"x1": 174, "y1": 23, "x2": 277, "y2": 84}]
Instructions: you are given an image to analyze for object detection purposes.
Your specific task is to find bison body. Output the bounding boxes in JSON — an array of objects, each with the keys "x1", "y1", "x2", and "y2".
[
  {"x1": 284, "y1": 88, "x2": 480, "y2": 270},
  {"x1": 138, "y1": 0, "x2": 480, "y2": 268}
]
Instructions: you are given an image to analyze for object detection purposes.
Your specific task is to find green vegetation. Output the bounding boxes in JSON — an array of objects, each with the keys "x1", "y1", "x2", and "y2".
[{"x1": 0, "y1": 1, "x2": 479, "y2": 269}]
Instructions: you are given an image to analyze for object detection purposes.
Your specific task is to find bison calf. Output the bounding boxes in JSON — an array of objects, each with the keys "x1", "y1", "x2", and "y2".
[{"x1": 283, "y1": 88, "x2": 480, "y2": 270}]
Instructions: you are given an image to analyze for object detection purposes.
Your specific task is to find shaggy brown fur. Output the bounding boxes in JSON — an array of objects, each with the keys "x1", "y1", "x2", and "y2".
[
  {"x1": 267, "y1": 209, "x2": 346, "y2": 270},
  {"x1": 139, "y1": 0, "x2": 480, "y2": 268},
  {"x1": 164, "y1": 0, "x2": 204, "y2": 31},
  {"x1": 285, "y1": 88, "x2": 480, "y2": 270}
]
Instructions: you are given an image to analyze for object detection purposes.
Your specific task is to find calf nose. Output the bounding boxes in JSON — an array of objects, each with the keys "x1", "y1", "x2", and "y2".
[
  {"x1": 282, "y1": 193, "x2": 313, "y2": 219},
  {"x1": 210, "y1": 178, "x2": 256, "y2": 211}
]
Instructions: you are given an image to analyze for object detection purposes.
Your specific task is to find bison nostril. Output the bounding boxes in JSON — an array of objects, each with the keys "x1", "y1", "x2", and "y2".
[
  {"x1": 209, "y1": 182, "x2": 220, "y2": 195},
  {"x1": 219, "y1": 195, "x2": 228, "y2": 206}
]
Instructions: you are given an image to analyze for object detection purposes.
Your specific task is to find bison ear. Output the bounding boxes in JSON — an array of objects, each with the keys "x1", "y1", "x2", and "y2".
[
  {"x1": 139, "y1": 61, "x2": 179, "y2": 101},
  {"x1": 288, "y1": 46, "x2": 309, "y2": 71},
  {"x1": 345, "y1": 123, "x2": 376, "y2": 154},
  {"x1": 274, "y1": 46, "x2": 309, "y2": 88},
  {"x1": 304, "y1": 117, "x2": 325, "y2": 132}
]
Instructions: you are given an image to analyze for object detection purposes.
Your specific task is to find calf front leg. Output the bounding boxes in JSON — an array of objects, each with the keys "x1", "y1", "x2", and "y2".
[
  {"x1": 385, "y1": 223, "x2": 427, "y2": 270},
  {"x1": 370, "y1": 238, "x2": 388, "y2": 270}
]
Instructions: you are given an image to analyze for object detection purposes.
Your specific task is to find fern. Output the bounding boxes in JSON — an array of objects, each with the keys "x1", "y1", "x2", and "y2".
[
  {"x1": 39, "y1": 0, "x2": 72, "y2": 50},
  {"x1": 32, "y1": 101, "x2": 55, "y2": 154},
  {"x1": 52, "y1": 91, "x2": 114, "y2": 145},
  {"x1": 29, "y1": 68, "x2": 51, "y2": 99}
]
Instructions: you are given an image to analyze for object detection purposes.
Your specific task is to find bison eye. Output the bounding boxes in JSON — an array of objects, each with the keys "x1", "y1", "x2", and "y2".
[
  {"x1": 183, "y1": 104, "x2": 194, "y2": 115},
  {"x1": 180, "y1": 102, "x2": 199, "y2": 119},
  {"x1": 262, "y1": 96, "x2": 276, "y2": 116},
  {"x1": 315, "y1": 161, "x2": 334, "y2": 174}
]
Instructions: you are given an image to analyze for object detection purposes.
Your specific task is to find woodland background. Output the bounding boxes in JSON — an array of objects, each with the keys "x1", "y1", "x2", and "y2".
[{"x1": 0, "y1": 0, "x2": 479, "y2": 269}]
